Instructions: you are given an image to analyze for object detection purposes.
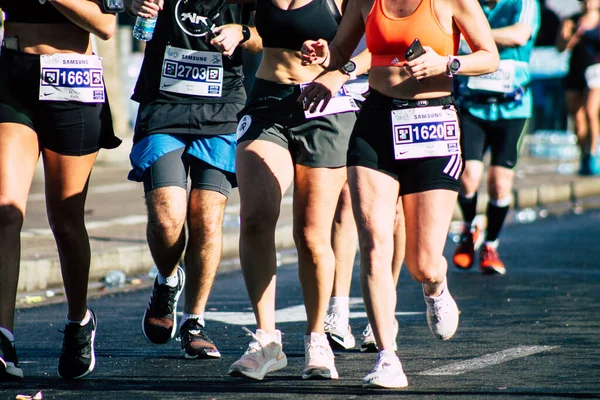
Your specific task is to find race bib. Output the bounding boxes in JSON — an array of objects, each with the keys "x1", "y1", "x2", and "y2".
[
  {"x1": 39, "y1": 54, "x2": 105, "y2": 103},
  {"x1": 391, "y1": 105, "x2": 460, "y2": 160},
  {"x1": 160, "y1": 46, "x2": 223, "y2": 97},
  {"x1": 467, "y1": 60, "x2": 517, "y2": 93},
  {"x1": 300, "y1": 83, "x2": 360, "y2": 119},
  {"x1": 585, "y1": 63, "x2": 600, "y2": 89}
]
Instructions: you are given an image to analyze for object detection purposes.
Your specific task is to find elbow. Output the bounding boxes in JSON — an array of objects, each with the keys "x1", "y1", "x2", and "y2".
[
  {"x1": 485, "y1": 52, "x2": 500, "y2": 74},
  {"x1": 96, "y1": 19, "x2": 117, "y2": 41}
]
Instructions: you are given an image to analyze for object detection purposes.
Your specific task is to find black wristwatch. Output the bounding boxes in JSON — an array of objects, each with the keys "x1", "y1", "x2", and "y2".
[
  {"x1": 446, "y1": 56, "x2": 461, "y2": 77},
  {"x1": 341, "y1": 60, "x2": 357, "y2": 81},
  {"x1": 240, "y1": 25, "x2": 251, "y2": 44}
]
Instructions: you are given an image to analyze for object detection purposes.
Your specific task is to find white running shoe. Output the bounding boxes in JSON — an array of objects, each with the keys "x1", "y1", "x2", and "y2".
[
  {"x1": 324, "y1": 306, "x2": 356, "y2": 350},
  {"x1": 362, "y1": 350, "x2": 408, "y2": 389},
  {"x1": 360, "y1": 319, "x2": 398, "y2": 352},
  {"x1": 228, "y1": 327, "x2": 287, "y2": 380},
  {"x1": 302, "y1": 332, "x2": 339, "y2": 380},
  {"x1": 423, "y1": 279, "x2": 460, "y2": 340}
]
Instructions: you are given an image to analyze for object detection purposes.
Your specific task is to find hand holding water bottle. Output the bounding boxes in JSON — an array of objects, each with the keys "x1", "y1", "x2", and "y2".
[{"x1": 131, "y1": 0, "x2": 164, "y2": 41}]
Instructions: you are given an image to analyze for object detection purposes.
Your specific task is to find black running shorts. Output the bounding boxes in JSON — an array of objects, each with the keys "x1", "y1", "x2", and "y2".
[
  {"x1": 348, "y1": 90, "x2": 463, "y2": 196},
  {"x1": 0, "y1": 48, "x2": 120, "y2": 156},
  {"x1": 236, "y1": 78, "x2": 356, "y2": 168},
  {"x1": 460, "y1": 110, "x2": 526, "y2": 169}
]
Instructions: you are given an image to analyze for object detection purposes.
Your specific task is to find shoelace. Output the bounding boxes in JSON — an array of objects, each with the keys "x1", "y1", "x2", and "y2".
[
  {"x1": 181, "y1": 320, "x2": 213, "y2": 345},
  {"x1": 362, "y1": 324, "x2": 373, "y2": 338},
  {"x1": 324, "y1": 312, "x2": 338, "y2": 330},
  {"x1": 242, "y1": 327, "x2": 267, "y2": 356},
  {"x1": 481, "y1": 246, "x2": 500, "y2": 262},
  {"x1": 151, "y1": 284, "x2": 178, "y2": 315},
  {"x1": 60, "y1": 324, "x2": 92, "y2": 358}
]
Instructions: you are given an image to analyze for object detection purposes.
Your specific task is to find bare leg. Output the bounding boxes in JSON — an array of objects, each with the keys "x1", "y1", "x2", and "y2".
[
  {"x1": 43, "y1": 149, "x2": 98, "y2": 321},
  {"x1": 236, "y1": 140, "x2": 294, "y2": 333},
  {"x1": 294, "y1": 165, "x2": 347, "y2": 335},
  {"x1": 585, "y1": 88, "x2": 600, "y2": 155},
  {"x1": 0, "y1": 123, "x2": 40, "y2": 331},
  {"x1": 145, "y1": 186, "x2": 187, "y2": 280},
  {"x1": 183, "y1": 189, "x2": 228, "y2": 315},
  {"x1": 331, "y1": 181, "x2": 358, "y2": 297},
  {"x1": 566, "y1": 90, "x2": 588, "y2": 154},
  {"x1": 350, "y1": 166, "x2": 399, "y2": 351}
]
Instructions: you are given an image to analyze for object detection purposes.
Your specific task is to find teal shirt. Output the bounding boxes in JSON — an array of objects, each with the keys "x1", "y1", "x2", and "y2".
[{"x1": 457, "y1": 0, "x2": 540, "y2": 120}]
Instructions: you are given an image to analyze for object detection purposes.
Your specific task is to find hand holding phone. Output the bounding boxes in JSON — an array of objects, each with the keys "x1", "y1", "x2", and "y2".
[{"x1": 405, "y1": 38, "x2": 425, "y2": 61}]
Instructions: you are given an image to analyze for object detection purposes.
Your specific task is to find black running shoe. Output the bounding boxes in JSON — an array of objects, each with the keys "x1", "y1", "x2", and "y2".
[
  {"x1": 58, "y1": 309, "x2": 97, "y2": 380},
  {"x1": 143, "y1": 266, "x2": 185, "y2": 344},
  {"x1": 180, "y1": 318, "x2": 221, "y2": 359},
  {"x1": 0, "y1": 330, "x2": 23, "y2": 381}
]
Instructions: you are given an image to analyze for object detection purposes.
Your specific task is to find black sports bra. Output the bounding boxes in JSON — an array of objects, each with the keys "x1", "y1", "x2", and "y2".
[
  {"x1": 0, "y1": 0, "x2": 70, "y2": 24},
  {"x1": 254, "y1": 0, "x2": 340, "y2": 51}
]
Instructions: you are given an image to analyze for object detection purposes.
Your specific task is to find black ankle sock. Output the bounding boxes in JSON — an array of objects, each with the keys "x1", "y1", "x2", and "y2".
[
  {"x1": 458, "y1": 193, "x2": 478, "y2": 225},
  {"x1": 486, "y1": 202, "x2": 510, "y2": 241}
]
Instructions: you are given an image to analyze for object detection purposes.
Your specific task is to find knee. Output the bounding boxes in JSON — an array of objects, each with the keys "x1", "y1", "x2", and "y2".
[
  {"x1": 147, "y1": 208, "x2": 186, "y2": 237},
  {"x1": 240, "y1": 207, "x2": 279, "y2": 238},
  {"x1": 293, "y1": 225, "x2": 330, "y2": 256},
  {"x1": 0, "y1": 198, "x2": 25, "y2": 232},
  {"x1": 405, "y1": 253, "x2": 444, "y2": 284},
  {"x1": 358, "y1": 234, "x2": 394, "y2": 271},
  {"x1": 48, "y1": 212, "x2": 85, "y2": 239},
  {"x1": 487, "y1": 177, "x2": 513, "y2": 200}
]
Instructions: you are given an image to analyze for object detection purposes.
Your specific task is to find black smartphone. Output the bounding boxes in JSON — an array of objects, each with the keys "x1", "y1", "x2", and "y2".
[
  {"x1": 198, "y1": 18, "x2": 233, "y2": 59},
  {"x1": 405, "y1": 38, "x2": 425, "y2": 61}
]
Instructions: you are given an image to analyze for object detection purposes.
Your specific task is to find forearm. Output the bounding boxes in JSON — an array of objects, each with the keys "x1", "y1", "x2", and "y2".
[
  {"x1": 50, "y1": 0, "x2": 116, "y2": 40},
  {"x1": 454, "y1": 50, "x2": 499, "y2": 76},
  {"x1": 240, "y1": 26, "x2": 262, "y2": 53},
  {"x1": 491, "y1": 23, "x2": 532, "y2": 48}
]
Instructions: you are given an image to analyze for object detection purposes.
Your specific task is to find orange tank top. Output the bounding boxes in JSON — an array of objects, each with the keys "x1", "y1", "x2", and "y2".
[{"x1": 366, "y1": 0, "x2": 460, "y2": 67}]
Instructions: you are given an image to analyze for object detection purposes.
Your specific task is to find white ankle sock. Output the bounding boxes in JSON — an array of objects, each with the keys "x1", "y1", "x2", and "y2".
[
  {"x1": 329, "y1": 296, "x2": 349, "y2": 310},
  {"x1": 66, "y1": 309, "x2": 90, "y2": 326},
  {"x1": 157, "y1": 271, "x2": 179, "y2": 287},
  {"x1": 181, "y1": 313, "x2": 204, "y2": 328}
]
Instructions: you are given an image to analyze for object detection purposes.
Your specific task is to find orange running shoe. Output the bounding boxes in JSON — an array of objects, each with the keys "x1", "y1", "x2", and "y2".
[
  {"x1": 452, "y1": 225, "x2": 482, "y2": 269},
  {"x1": 479, "y1": 244, "x2": 506, "y2": 275}
]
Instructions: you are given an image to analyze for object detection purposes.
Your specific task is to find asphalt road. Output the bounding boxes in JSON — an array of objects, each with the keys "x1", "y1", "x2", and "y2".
[{"x1": 2, "y1": 207, "x2": 600, "y2": 400}]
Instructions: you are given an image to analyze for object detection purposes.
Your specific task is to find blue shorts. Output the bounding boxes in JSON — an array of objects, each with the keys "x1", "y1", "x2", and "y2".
[{"x1": 128, "y1": 133, "x2": 237, "y2": 196}]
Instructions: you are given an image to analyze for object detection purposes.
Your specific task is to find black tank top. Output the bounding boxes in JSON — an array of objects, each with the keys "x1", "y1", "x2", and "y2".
[
  {"x1": 255, "y1": 0, "x2": 340, "y2": 51},
  {"x1": 132, "y1": 0, "x2": 247, "y2": 105},
  {"x1": 0, "y1": 0, "x2": 70, "y2": 24}
]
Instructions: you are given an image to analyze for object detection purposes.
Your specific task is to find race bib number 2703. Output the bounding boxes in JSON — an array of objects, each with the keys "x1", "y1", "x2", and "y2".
[{"x1": 160, "y1": 47, "x2": 223, "y2": 97}]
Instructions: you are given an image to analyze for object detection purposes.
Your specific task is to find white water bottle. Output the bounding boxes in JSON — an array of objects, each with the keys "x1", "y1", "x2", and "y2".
[{"x1": 132, "y1": 16, "x2": 157, "y2": 41}]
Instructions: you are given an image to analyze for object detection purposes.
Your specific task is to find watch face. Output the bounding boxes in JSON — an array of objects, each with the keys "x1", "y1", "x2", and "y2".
[
  {"x1": 450, "y1": 59, "x2": 460, "y2": 72},
  {"x1": 343, "y1": 61, "x2": 357, "y2": 74}
]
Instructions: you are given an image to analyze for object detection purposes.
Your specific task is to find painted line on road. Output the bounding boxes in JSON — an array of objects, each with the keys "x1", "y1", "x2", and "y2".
[
  {"x1": 418, "y1": 345, "x2": 559, "y2": 376},
  {"x1": 204, "y1": 298, "x2": 423, "y2": 325}
]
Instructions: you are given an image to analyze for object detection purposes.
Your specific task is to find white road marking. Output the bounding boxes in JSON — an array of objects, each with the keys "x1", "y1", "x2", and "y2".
[
  {"x1": 204, "y1": 298, "x2": 423, "y2": 325},
  {"x1": 419, "y1": 345, "x2": 559, "y2": 376}
]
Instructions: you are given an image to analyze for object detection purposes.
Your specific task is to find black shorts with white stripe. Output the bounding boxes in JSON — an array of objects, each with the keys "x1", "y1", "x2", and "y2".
[{"x1": 348, "y1": 90, "x2": 464, "y2": 196}]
